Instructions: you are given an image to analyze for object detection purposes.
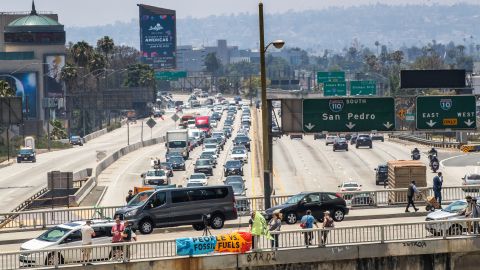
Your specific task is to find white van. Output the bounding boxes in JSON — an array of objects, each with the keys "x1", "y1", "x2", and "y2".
[{"x1": 20, "y1": 220, "x2": 115, "y2": 266}]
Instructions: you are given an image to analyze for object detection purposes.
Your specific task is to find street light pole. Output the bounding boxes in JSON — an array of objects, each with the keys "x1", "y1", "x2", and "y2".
[{"x1": 259, "y1": 2, "x2": 272, "y2": 209}]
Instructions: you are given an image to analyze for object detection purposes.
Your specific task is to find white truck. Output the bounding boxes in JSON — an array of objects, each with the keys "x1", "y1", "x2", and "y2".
[{"x1": 166, "y1": 130, "x2": 190, "y2": 159}]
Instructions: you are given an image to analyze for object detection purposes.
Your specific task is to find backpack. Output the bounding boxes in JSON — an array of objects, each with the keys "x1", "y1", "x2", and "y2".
[{"x1": 324, "y1": 217, "x2": 334, "y2": 228}]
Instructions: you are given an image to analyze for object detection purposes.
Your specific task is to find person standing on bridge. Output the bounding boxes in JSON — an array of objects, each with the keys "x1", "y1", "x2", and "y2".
[
  {"x1": 433, "y1": 172, "x2": 443, "y2": 208},
  {"x1": 125, "y1": 190, "x2": 134, "y2": 203},
  {"x1": 268, "y1": 210, "x2": 282, "y2": 249},
  {"x1": 471, "y1": 197, "x2": 480, "y2": 234},
  {"x1": 405, "y1": 180, "x2": 419, "y2": 212},
  {"x1": 321, "y1": 211, "x2": 334, "y2": 246},
  {"x1": 300, "y1": 210, "x2": 318, "y2": 246},
  {"x1": 111, "y1": 216, "x2": 125, "y2": 260},
  {"x1": 81, "y1": 220, "x2": 95, "y2": 266}
]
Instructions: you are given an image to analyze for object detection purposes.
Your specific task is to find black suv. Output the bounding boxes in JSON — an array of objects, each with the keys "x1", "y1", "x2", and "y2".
[
  {"x1": 69, "y1": 136, "x2": 84, "y2": 146},
  {"x1": 194, "y1": 159, "x2": 214, "y2": 176},
  {"x1": 356, "y1": 134, "x2": 372, "y2": 148},
  {"x1": 371, "y1": 134, "x2": 385, "y2": 142},
  {"x1": 233, "y1": 136, "x2": 251, "y2": 151},
  {"x1": 375, "y1": 164, "x2": 388, "y2": 185},
  {"x1": 168, "y1": 156, "x2": 186, "y2": 171},
  {"x1": 264, "y1": 192, "x2": 349, "y2": 224},
  {"x1": 333, "y1": 138, "x2": 348, "y2": 151},
  {"x1": 17, "y1": 148, "x2": 36, "y2": 163},
  {"x1": 224, "y1": 160, "x2": 243, "y2": 177}
]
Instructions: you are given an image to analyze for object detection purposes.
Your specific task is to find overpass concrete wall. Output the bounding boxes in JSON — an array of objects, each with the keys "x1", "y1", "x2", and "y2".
[{"x1": 67, "y1": 238, "x2": 480, "y2": 270}]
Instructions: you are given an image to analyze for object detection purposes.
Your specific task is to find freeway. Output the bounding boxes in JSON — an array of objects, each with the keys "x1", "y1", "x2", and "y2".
[
  {"x1": 95, "y1": 101, "x2": 261, "y2": 207},
  {"x1": 272, "y1": 135, "x2": 468, "y2": 195},
  {"x1": 0, "y1": 95, "x2": 189, "y2": 213}
]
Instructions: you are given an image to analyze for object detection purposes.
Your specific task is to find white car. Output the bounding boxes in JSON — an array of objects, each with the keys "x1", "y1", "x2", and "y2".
[
  {"x1": 462, "y1": 174, "x2": 480, "y2": 192},
  {"x1": 325, "y1": 135, "x2": 337, "y2": 146},
  {"x1": 143, "y1": 169, "x2": 169, "y2": 186},
  {"x1": 230, "y1": 149, "x2": 248, "y2": 163},
  {"x1": 425, "y1": 199, "x2": 471, "y2": 235},
  {"x1": 210, "y1": 120, "x2": 218, "y2": 128},
  {"x1": 242, "y1": 116, "x2": 251, "y2": 122},
  {"x1": 19, "y1": 220, "x2": 115, "y2": 266},
  {"x1": 187, "y1": 119, "x2": 196, "y2": 129},
  {"x1": 187, "y1": 173, "x2": 209, "y2": 186},
  {"x1": 338, "y1": 181, "x2": 362, "y2": 192},
  {"x1": 214, "y1": 106, "x2": 223, "y2": 113},
  {"x1": 203, "y1": 143, "x2": 219, "y2": 155}
]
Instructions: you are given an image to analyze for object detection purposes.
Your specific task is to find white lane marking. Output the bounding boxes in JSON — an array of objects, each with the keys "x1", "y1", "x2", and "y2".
[{"x1": 439, "y1": 153, "x2": 474, "y2": 168}]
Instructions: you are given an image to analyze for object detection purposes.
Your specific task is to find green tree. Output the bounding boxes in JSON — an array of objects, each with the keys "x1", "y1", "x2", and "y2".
[
  {"x1": 204, "y1": 53, "x2": 222, "y2": 75},
  {"x1": 60, "y1": 64, "x2": 78, "y2": 92},
  {"x1": 49, "y1": 119, "x2": 67, "y2": 140},
  {"x1": 124, "y1": 64, "x2": 155, "y2": 88},
  {"x1": 0, "y1": 80, "x2": 15, "y2": 97},
  {"x1": 88, "y1": 53, "x2": 107, "y2": 76},
  {"x1": 71, "y1": 41, "x2": 94, "y2": 68},
  {"x1": 96, "y1": 36, "x2": 115, "y2": 65}
]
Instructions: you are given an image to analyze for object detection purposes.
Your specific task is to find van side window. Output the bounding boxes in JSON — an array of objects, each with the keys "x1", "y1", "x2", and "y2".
[
  {"x1": 204, "y1": 187, "x2": 228, "y2": 200},
  {"x1": 172, "y1": 190, "x2": 189, "y2": 203},
  {"x1": 152, "y1": 192, "x2": 166, "y2": 207}
]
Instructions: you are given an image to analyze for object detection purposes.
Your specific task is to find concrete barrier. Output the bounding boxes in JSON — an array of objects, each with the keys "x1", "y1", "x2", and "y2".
[
  {"x1": 70, "y1": 136, "x2": 166, "y2": 206},
  {"x1": 83, "y1": 128, "x2": 108, "y2": 143},
  {"x1": 64, "y1": 238, "x2": 480, "y2": 270}
]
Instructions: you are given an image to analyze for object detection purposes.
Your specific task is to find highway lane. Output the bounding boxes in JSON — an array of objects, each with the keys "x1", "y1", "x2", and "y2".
[
  {"x1": 97, "y1": 103, "x2": 261, "y2": 207},
  {"x1": 272, "y1": 134, "x2": 468, "y2": 195},
  {"x1": 0, "y1": 95, "x2": 189, "y2": 213}
]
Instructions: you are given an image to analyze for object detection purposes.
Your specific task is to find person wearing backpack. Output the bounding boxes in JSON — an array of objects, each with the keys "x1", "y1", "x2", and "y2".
[
  {"x1": 405, "y1": 180, "x2": 419, "y2": 212},
  {"x1": 321, "y1": 211, "x2": 334, "y2": 246}
]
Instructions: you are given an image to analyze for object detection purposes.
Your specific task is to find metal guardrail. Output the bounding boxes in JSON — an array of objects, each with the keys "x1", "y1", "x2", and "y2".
[
  {"x1": 389, "y1": 134, "x2": 461, "y2": 149},
  {"x1": 2, "y1": 185, "x2": 480, "y2": 231},
  {"x1": 1, "y1": 218, "x2": 479, "y2": 269}
]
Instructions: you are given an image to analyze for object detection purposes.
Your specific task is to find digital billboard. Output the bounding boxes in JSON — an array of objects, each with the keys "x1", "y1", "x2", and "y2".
[
  {"x1": 0, "y1": 73, "x2": 37, "y2": 119},
  {"x1": 400, "y1": 70, "x2": 466, "y2": 89},
  {"x1": 44, "y1": 55, "x2": 65, "y2": 98},
  {"x1": 138, "y1": 4, "x2": 176, "y2": 69}
]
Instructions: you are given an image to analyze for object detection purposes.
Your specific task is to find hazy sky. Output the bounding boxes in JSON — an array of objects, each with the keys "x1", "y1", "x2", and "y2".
[{"x1": 3, "y1": 0, "x2": 479, "y2": 27}]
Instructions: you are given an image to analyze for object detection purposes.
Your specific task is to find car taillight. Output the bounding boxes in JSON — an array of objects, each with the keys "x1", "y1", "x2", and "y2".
[{"x1": 335, "y1": 193, "x2": 342, "y2": 198}]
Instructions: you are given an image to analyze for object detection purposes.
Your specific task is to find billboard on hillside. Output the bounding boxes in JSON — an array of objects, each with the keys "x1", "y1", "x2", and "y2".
[
  {"x1": 0, "y1": 72, "x2": 38, "y2": 119},
  {"x1": 138, "y1": 4, "x2": 176, "y2": 70}
]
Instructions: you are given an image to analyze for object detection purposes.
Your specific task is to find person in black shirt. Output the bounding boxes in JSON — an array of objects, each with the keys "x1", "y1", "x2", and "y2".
[{"x1": 126, "y1": 190, "x2": 134, "y2": 203}]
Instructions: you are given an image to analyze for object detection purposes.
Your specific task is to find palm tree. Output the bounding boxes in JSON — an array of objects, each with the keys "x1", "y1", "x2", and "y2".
[
  {"x1": 88, "y1": 53, "x2": 106, "y2": 76},
  {"x1": 0, "y1": 80, "x2": 15, "y2": 97},
  {"x1": 97, "y1": 36, "x2": 115, "y2": 66},
  {"x1": 71, "y1": 41, "x2": 93, "y2": 68},
  {"x1": 61, "y1": 64, "x2": 78, "y2": 92}
]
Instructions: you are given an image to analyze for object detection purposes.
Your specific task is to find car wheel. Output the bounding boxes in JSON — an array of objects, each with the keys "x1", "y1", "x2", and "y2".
[
  {"x1": 139, "y1": 219, "x2": 154, "y2": 234},
  {"x1": 356, "y1": 145, "x2": 359, "y2": 149},
  {"x1": 32, "y1": 159, "x2": 36, "y2": 163},
  {"x1": 17, "y1": 159, "x2": 21, "y2": 163},
  {"x1": 346, "y1": 148, "x2": 349, "y2": 151},
  {"x1": 448, "y1": 224, "x2": 463, "y2": 236},
  {"x1": 210, "y1": 213, "x2": 225, "y2": 229},
  {"x1": 333, "y1": 209, "x2": 345, "y2": 222},
  {"x1": 45, "y1": 252, "x2": 64, "y2": 265},
  {"x1": 182, "y1": 165, "x2": 186, "y2": 171},
  {"x1": 285, "y1": 212, "x2": 298, "y2": 224},
  {"x1": 369, "y1": 145, "x2": 372, "y2": 149},
  {"x1": 192, "y1": 223, "x2": 206, "y2": 231}
]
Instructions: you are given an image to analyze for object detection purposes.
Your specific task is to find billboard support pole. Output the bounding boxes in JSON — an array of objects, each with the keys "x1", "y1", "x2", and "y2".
[{"x1": 6, "y1": 99, "x2": 10, "y2": 162}]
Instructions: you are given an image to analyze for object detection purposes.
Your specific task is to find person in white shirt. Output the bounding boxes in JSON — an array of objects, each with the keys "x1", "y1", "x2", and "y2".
[{"x1": 81, "y1": 220, "x2": 95, "y2": 265}]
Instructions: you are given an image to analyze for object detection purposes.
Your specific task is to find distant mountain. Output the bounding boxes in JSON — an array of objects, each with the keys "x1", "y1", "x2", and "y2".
[{"x1": 66, "y1": 4, "x2": 480, "y2": 52}]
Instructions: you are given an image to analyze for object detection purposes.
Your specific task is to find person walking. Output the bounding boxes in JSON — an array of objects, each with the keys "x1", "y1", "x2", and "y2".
[
  {"x1": 471, "y1": 197, "x2": 480, "y2": 234},
  {"x1": 433, "y1": 172, "x2": 443, "y2": 207},
  {"x1": 268, "y1": 210, "x2": 282, "y2": 249},
  {"x1": 405, "y1": 180, "x2": 419, "y2": 212},
  {"x1": 122, "y1": 221, "x2": 133, "y2": 261},
  {"x1": 125, "y1": 190, "x2": 134, "y2": 204},
  {"x1": 321, "y1": 211, "x2": 335, "y2": 246},
  {"x1": 300, "y1": 210, "x2": 318, "y2": 246},
  {"x1": 81, "y1": 220, "x2": 95, "y2": 266},
  {"x1": 111, "y1": 216, "x2": 125, "y2": 260},
  {"x1": 463, "y1": 196, "x2": 474, "y2": 235}
]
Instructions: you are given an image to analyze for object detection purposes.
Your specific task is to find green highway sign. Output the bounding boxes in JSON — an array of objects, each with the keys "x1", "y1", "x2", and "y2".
[
  {"x1": 323, "y1": 82, "x2": 347, "y2": 96},
  {"x1": 317, "y1": 71, "x2": 345, "y2": 84},
  {"x1": 350, "y1": 80, "x2": 376, "y2": 96},
  {"x1": 416, "y1": 95, "x2": 476, "y2": 130},
  {"x1": 155, "y1": 71, "x2": 187, "y2": 81},
  {"x1": 303, "y1": 97, "x2": 395, "y2": 132}
]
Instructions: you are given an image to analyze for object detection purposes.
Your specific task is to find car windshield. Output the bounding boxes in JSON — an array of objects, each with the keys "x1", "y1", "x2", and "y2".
[
  {"x1": 127, "y1": 191, "x2": 154, "y2": 206},
  {"x1": 230, "y1": 183, "x2": 244, "y2": 193},
  {"x1": 196, "y1": 123, "x2": 210, "y2": 128},
  {"x1": 378, "y1": 166, "x2": 388, "y2": 172},
  {"x1": 187, "y1": 182, "x2": 203, "y2": 187},
  {"x1": 196, "y1": 160, "x2": 210, "y2": 166},
  {"x1": 213, "y1": 132, "x2": 223, "y2": 137},
  {"x1": 235, "y1": 137, "x2": 249, "y2": 142},
  {"x1": 358, "y1": 135, "x2": 370, "y2": 139},
  {"x1": 37, "y1": 227, "x2": 72, "y2": 242},
  {"x1": 343, "y1": 183, "x2": 358, "y2": 187},
  {"x1": 205, "y1": 144, "x2": 216, "y2": 149},
  {"x1": 467, "y1": 174, "x2": 480, "y2": 180},
  {"x1": 160, "y1": 163, "x2": 172, "y2": 169},
  {"x1": 285, "y1": 194, "x2": 305, "y2": 204},
  {"x1": 225, "y1": 176, "x2": 243, "y2": 184},
  {"x1": 443, "y1": 201, "x2": 467, "y2": 213},
  {"x1": 146, "y1": 170, "x2": 165, "y2": 177},
  {"x1": 191, "y1": 132, "x2": 200, "y2": 137},
  {"x1": 190, "y1": 174, "x2": 206, "y2": 179},
  {"x1": 226, "y1": 160, "x2": 241, "y2": 167},
  {"x1": 19, "y1": 149, "x2": 33, "y2": 155},
  {"x1": 232, "y1": 149, "x2": 245, "y2": 155},
  {"x1": 337, "y1": 139, "x2": 346, "y2": 143},
  {"x1": 168, "y1": 141, "x2": 187, "y2": 148}
]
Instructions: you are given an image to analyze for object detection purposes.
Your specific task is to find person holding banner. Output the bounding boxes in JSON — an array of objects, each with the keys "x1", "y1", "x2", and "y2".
[
  {"x1": 268, "y1": 210, "x2": 282, "y2": 249},
  {"x1": 250, "y1": 211, "x2": 273, "y2": 250}
]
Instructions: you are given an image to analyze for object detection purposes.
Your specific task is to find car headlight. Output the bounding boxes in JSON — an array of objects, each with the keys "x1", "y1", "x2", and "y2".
[{"x1": 124, "y1": 209, "x2": 138, "y2": 218}]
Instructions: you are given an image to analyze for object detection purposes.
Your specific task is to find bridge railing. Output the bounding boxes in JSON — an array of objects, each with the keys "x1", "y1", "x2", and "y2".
[
  {"x1": 2, "y1": 185, "x2": 480, "y2": 231},
  {"x1": 1, "y1": 218, "x2": 479, "y2": 269}
]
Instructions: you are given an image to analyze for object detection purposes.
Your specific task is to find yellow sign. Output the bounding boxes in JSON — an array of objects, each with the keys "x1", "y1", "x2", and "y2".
[
  {"x1": 215, "y1": 232, "x2": 252, "y2": 253},
  {"x1": 442, "y1": 118, "x2": 458, "y2": 126}
]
